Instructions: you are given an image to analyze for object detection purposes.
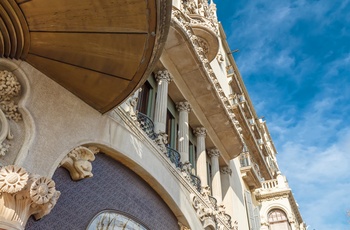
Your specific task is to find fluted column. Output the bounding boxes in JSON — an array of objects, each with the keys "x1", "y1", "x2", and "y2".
[
  {"x1": 176, "y1": 101, "x2": 191, "y2": 163},
  {"x1": 193, "y1": 127, "x2": 207, "y2": 187},
  {"x1": 154, "y1": 70, "x2": 172, "y2": 133},
  {"x1": 208, "y1": 148, "x2": 222, "y2": 204},
  {"x1": 220, "y1": 166, "x2": 233, "y2": 217}
]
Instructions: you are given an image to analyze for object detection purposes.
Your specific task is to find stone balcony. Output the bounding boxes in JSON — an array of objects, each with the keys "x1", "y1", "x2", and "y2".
[
  {"x1": 116, "y1": 104, "x2": 237, "y2": 229},
  {"x1": 240, "y1": 152, "x2": 263, "y2": 190}
]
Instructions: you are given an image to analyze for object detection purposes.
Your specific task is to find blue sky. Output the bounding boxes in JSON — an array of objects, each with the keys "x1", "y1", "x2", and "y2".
[{"x1": 215, "y1": 0, "x2": 350, "y2": 229}]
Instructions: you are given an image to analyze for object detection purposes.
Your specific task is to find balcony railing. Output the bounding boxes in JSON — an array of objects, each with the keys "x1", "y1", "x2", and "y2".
[
  {"x1": 261, "y1": 179, "x2": 278, "y2": 190},
  {"x1": 240, "y1": 152, "x2": 263, "y2": 181},
  {"x1": 240, "y1": 152, "x2": 264, "y2": 189},
  {"x1": 137, "y1": 112, "x2": 158, "y2": 140},
  {"x1": 190, "y1": 173, "x2": 201, "y2": 193},
  {"x1": 166, "y1": 146, "x2": 182, "y2": 168},
  {"x1": 137, "y1": 112, "x2": 202, "y2": 193}
]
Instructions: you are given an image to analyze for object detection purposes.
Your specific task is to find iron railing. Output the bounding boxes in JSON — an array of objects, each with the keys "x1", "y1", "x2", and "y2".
[
  {"x1": 208, "y1": 195, "x2": 217, "y2": 209},
  {"x1": 137, "y1": 112, "x2": 158, "y2": 140},
  {"x1": 166, "y1": 146, "x2": 182, "y2": 168},
  {"x1": 190, "y1": 173, "x2": 202, "y2": 192}
]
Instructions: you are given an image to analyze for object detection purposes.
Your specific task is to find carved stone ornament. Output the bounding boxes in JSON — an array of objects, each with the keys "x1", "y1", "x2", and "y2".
[
  {"x1": 220, "y1": 166, "x2": 232, "y2": 176},
  {"x1": 60, "y1": 146, "x2": 99, "y2": 181},
  {"x1": 155, "y1": 70, "x2": 173, "y2": 83},
  {"x1": 154, "y1": 132, "x2": 168, "y2": 153},
  {"x1": 193, "y1": 127, "x2": 206, "y2": 137},
  {"x1": 176, "y1": 101, "x2": 192, "y2": 112},
  {"x1": 208, "y1": 148, "x2": 220, "y2": 158},
  {"x1": 178, "y1": 222, "x2": 191, "y2": 230},
  {"x1": 0, "y1": 70, "x2": 22, "y2": 156},
  {"x1": 192, "y1": 194, "x2": 214, "y2": 222},
  {"x1": 0, "y1": 165, "x2": 60, "y2": 230}
]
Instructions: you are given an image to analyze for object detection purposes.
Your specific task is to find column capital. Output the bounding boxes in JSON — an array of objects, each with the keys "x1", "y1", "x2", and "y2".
[
  {"x1": 0, "y1": 165, "x2": 60, "y2": 229},
  {"x1": 208, "y1": 148, "x2": 220, "y2": 158},
  {"x1": 193, "y1": 127, "x2": 207, "y2": 137},
  {"x1": 155, "y1": 70, "x2": 173, "y2": 83},
  {"x1": 220, "y1": 166, "x2": 232, "y2": 175},
  {"x1": 176, "y1": 101, "x2": 191, "y2": 112}
]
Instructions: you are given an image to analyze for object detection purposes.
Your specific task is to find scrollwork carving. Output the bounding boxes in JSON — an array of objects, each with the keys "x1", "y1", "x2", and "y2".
[
  {"x1": 60, "y1": 146, "x2": 99, "y2": 181},
  {"x1": 0, "y1": 70, "x2": 22, "y2": 156}
]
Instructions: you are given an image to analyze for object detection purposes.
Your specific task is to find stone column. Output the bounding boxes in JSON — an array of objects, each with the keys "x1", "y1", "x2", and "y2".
[
  {"x1": 220, "y1": 166, "x2": 233, "y2": 216},
  {"x1": 176, "y1": 101, "x2": 191, "y2": 163},
  {"x1": 193, "y1": 127, "x2": 207, "y2": 187},
  {"x1": 208, "y1": 148, "x2": 222, "y2": 204},
  {"x1": 154, "y1": 70, "x2": 172, "y2": 133}
]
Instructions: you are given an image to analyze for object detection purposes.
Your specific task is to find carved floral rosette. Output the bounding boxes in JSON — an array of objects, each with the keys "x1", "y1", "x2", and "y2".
[
  {"x1": 0, "y1": 165, "x2": 60, "y2": 230},
  {"x1": 0, "y1": 70, "x2": 22, "y2": 156}
]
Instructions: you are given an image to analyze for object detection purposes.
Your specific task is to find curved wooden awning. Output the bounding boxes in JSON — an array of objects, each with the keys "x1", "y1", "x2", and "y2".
[{"x1": 0, "y1": 0, "x2": 171, "y2": 113}]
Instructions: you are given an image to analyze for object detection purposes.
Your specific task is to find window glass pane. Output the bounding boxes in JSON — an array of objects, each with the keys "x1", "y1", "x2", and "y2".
[{"x1": 87, "y1": 210, "x2": 149, "y2": 230}]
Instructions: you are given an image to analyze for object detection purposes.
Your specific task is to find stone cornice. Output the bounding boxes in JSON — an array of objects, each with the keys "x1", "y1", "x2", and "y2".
[{"x1": 171, "y1": 9, "x2": 244, "y2": 160}]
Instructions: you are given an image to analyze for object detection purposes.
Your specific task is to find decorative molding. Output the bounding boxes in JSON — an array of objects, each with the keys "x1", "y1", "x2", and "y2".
[
  {"x1": 154, "y1": 132, "x2": 168, "y2": 153},
  {"x1": 0, "y1": 165, "x2": 60, "y2": 230},
  {"x1": 193, "y1": 127, "x2": 207, "y2": 137},
  {"x1": 178, "y1": 222, "x2": 191, "y2": 230},
  {"x1": 155, "y1": 70, "x2": 173, "y2": 83},
  {"x1": 208, "y1": 148, "x2": 220, "y2": 158},
  {"x1": 171, "y1": 8, "x2": 244, "y2": 149},
  {"x1": 176, "y1": 101, "x2": 192, "y2": 112},
  {"x1": 0, "y1": 70, "x2": 22, "y2": 156},
  {"x1": 60, "y1": 146, "x2": 99, "y2": 181},
  {"x1": 220, "y1": 166, "x2": 232, "y2": 176}
]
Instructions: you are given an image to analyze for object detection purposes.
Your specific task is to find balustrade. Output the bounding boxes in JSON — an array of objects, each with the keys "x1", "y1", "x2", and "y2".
[{"x1": 261, "y1": 179, "x2": 278, "y2": 190}]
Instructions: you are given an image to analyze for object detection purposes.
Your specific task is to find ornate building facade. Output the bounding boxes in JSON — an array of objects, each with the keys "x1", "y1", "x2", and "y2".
[{"x1": 0, "y1": 0, "x2": 305, "y2": 229}]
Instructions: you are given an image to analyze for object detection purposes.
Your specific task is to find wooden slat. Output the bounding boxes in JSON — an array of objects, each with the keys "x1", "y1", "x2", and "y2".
[
  {"x1": 26, "y1": 54, "x2": 131, "y2": 112},
  {"x1": 19, "y1": 0, "x2": 149, "y2": 33},
  {"x1": 0, "y1": 4, "x2": 17, "y2": 57},
  {"x1": 29, "y1": 32, "x2": 147, "y2": 80},
  {"x1": 0, "y1": 17, "x2": 11, "y2": 57}
]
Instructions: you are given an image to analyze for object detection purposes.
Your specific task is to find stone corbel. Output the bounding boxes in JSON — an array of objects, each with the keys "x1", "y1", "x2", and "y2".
[
  {"x1": 60, "y1": 146, "x2": 99, "y2": 181},
  {"x1": 0, "y1": 165, "x2": 60, "y2": 230}
]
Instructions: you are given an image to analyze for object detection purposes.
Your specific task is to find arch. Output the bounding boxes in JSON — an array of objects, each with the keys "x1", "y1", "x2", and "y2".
[
  {"x1": 45, "y1": 138, "x2": 202, "y2": 229},
  {"x1": 26, "y1": 153, "x2": 179, "y2": 230},
  {"x1": 86, "y1": 210, "x2": 150, "y2": 230},
  {"x1": 267, "y1": 209, "x2": 291, "y2": 230}
]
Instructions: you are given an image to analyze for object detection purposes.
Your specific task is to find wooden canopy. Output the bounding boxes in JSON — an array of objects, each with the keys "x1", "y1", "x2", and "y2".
[{"x1": 0, "y1": 0, "x2": 171, "y2": 113}]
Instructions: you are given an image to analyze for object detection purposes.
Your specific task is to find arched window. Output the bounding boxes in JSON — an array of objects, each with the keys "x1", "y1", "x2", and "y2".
[
  {"x1": 268, "y1": 209, "x2": 291, "y2": 230},
  {"x1": 87, "y1": 210, "x2": 150, "y2": 230}
]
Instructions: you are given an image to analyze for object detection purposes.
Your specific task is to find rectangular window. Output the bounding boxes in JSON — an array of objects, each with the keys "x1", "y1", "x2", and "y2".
[
  {"x1": 189, "y1": 141, "x2": 197, "y2": 173},
  {"x1": 245, "y1": 190, "x2": 257, "y2": 230}
]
